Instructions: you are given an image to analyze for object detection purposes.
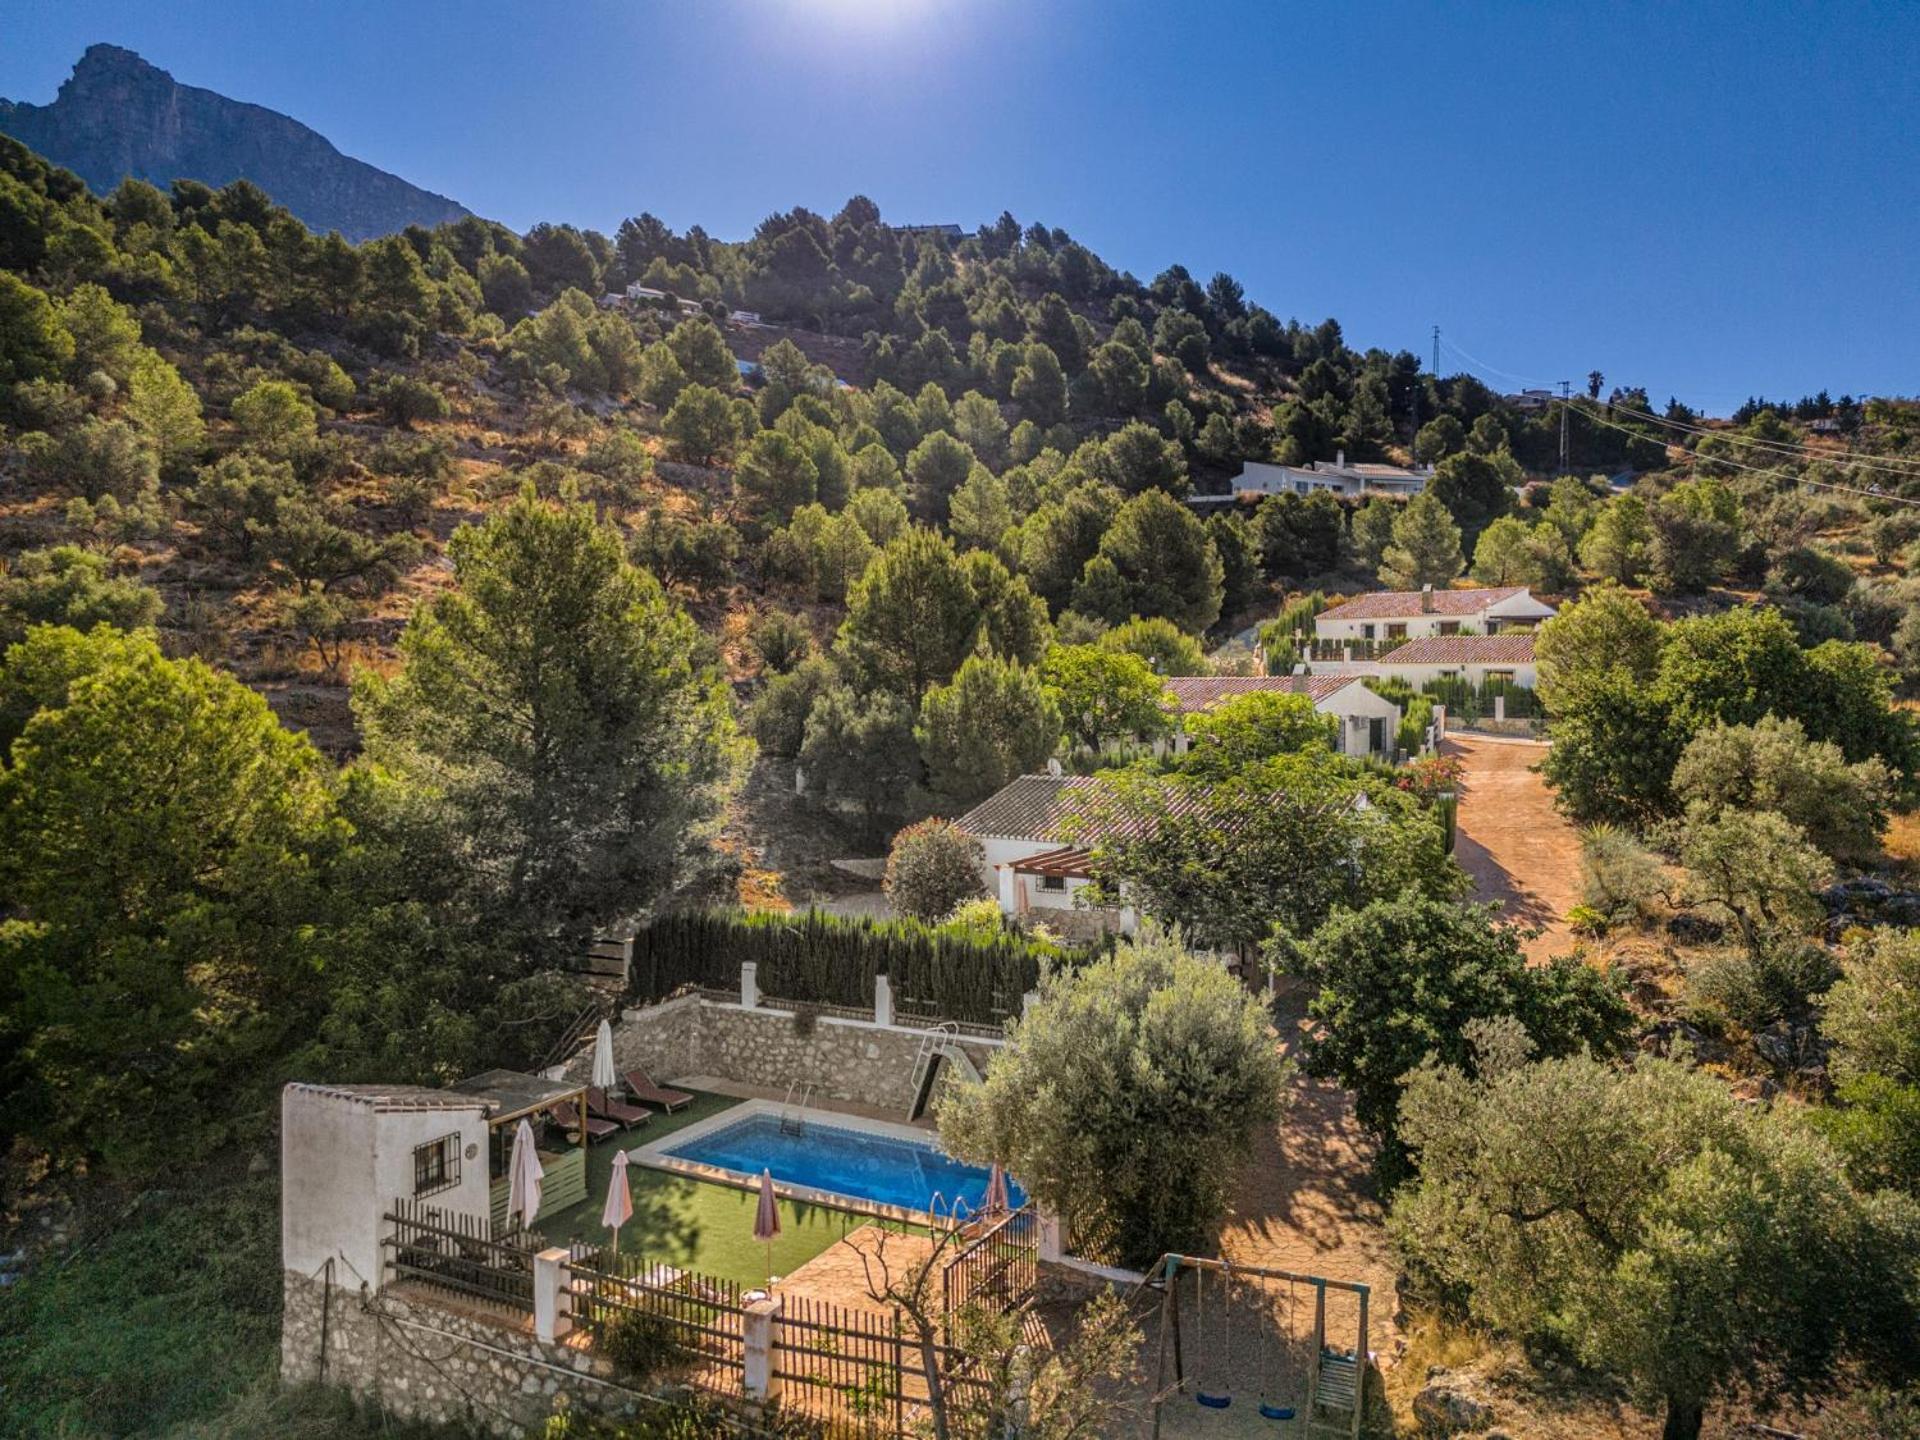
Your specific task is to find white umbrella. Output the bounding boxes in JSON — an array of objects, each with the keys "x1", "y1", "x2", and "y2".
[
  {"x1": 753, "y1": 1169, "x2": 781, "y2": 1285},
  {"x1": 602, "y1": 1150, "x2": 634, "y2": 1252},
  {"x1": 507, "y1": 1117, "x2": 544, "y2": 1229},
  {"x1": 591, "y1": 1019, "x2": 618, "y2": 1092}
]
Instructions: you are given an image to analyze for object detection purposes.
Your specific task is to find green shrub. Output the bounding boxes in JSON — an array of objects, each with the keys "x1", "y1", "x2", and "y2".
[
  {"x1": 1685, "y1": 939, "x2": 1839, "y2": 1033},
  {"x1": 597, "y1": 1302, "x2": 689, "y2": 1383}
]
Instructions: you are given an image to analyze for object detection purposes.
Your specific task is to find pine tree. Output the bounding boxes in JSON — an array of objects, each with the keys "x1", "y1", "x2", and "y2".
[{"x1": 1379, "y1": 492, "x2": 1465, "y2": 590}]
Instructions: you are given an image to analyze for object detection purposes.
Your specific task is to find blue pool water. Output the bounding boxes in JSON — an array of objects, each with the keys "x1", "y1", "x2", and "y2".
[{"x1": 662, "y1": 1113, "x2": 1026, "y2": 1216}]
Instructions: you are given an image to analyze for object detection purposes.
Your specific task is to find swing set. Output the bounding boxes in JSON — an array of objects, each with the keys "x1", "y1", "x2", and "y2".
[{"x1": 1147, "y1": 1255, "x2": 1370, "y2": 1440}]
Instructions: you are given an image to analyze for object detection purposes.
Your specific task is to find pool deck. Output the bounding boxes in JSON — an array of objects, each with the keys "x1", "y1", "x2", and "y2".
[{"x1": 672, "y1": 1076, "x2": 936, "y2": 1130}]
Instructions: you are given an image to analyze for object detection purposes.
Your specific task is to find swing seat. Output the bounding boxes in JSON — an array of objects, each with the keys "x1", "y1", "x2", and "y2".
[
  {"x1": 1258, "y1": 1403, "x2": 1296, "y2": 1421},
  {"x1": 1195, "y1": 1391, "x2": 1233, "y2": 1409}
]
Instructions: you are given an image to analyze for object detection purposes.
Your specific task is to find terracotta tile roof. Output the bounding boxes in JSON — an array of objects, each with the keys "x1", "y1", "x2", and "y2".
[
  {"x1": 953, "y1": 774, "x2": 1213, "y2": 844},
  {"x1": 1163, "y1": 674, "x2": 1362, "y2": 712},
  {"x1": 1318, "y1": 587, "x2": 1538, "y2": 621},
  {"x1": 952, "y1": 774, "x2": 1104, "y2": 841},
  {"x1": 1377, "y1": 635, "x2": 1536, "y2": 666}
]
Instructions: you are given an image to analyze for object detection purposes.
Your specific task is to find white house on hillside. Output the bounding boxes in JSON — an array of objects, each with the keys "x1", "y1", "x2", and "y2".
[
  {"x1": 1374, "y1": 634, "x2": 1538, "y2": 689},
  {"x1": 952, "y1": 773, "x2": 1135, "y2": 937},
  {"x1": 1313, "y1": 585, "x2": 1556, "y2": 644},
  {"x1": 1163, "y1": 674, "x2": 1402, "y2": 757},
  {"x1": 1232, "y1": 450, "x2": 1431, "y2": 500}
]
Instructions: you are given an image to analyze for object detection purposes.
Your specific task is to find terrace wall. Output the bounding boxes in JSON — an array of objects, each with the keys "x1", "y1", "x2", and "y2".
[
  {"x1": 280, "y1": 1270, "x2": 646, "y2": 1438},
  {"x1": 593, "y1": 993, "x2": 1001, "y2": 1116}
]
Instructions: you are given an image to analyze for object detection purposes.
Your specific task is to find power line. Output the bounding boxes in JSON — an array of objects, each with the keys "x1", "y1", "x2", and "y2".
[
  {"x1": 1568, "y1": 397, "x2": 1920, "y2": 478},
  {"x1": 1568, "y1": 400, "x2": 1920, "y2": 509},
  {"x1": 1434, "y1": 335, "x2": 1559, "y2": 389}
]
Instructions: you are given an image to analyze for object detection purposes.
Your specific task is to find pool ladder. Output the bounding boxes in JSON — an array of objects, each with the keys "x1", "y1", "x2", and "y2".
[
  {"x1": 779, "y1": 1080, "x2": 813, "y2": 1135},
  {"x1": 905, "y1": 1022, "x2": 959, "y2": 1121}
]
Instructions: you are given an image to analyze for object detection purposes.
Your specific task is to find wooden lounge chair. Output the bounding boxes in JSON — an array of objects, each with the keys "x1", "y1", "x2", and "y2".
[
  {"x1": 587, "y1": 1085, "x2": 651, "y2": 1130},
  {"x1": 622, "y1": 1067, "x2": 694, "y2": 1114},
  {"x1": 549, "y1": 1101, "x2": 618, "y2": 1143}
]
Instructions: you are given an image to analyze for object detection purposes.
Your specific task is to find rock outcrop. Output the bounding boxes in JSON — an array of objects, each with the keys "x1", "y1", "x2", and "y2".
[{"x1": 0, "y1": 44, "x2": 469, "y2": 241}]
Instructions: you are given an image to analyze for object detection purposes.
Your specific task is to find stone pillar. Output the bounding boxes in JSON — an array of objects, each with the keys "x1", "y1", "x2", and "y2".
[
  {"x1": 741, "y1": 961, "x2": 759, "y2": 1009},
  {"x1": 1037, "y1": 1211, "x2": 1064, "y2": 1263},
  {"x1": 1494, "y1": 693, "x2": 1506, "y2": 723},
  {"x1": 1021, "y1": 989, "x2": 1038, "y2": 1021},
  {"x1": 534, "y1": 1248, "x2": 573, "y2": 1342},
  {"x1": 874, "y1": 972, "x2": 894, "y2": 1028},
  {"x1": 743, "y1": 1293, "x2": 783, "y2": 1400}
]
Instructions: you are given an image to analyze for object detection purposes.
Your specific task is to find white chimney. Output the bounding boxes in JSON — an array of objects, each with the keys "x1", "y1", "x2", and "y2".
[
  {"x1": 1046, "y1": 757, "x2": 1063, "y2": 777},
  {"x1": 1420, "y1": 583, "x2": 1434, "y2": 613},
  {"x1": 1335, "y1": 449, "x2": 1346, "y2": 470}
]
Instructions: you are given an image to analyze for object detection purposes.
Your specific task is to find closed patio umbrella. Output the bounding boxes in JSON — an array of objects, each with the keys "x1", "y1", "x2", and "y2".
[
  {"x1": 602, "y1": 1149, "x2": 634, "y2": 1253},
  {"x1": 507, "y1": 1117, "x2": 544, "y2": 1229},
  {"x1": 591, "y1": 1019, "x2": 618, "y2": 1092},
  {"x1": 753, "y1": 1169, "x2": 781, "y2": 1285},
  {"x1": 983, "y1": 1162, "x2": 1010, "y2": 1215}
]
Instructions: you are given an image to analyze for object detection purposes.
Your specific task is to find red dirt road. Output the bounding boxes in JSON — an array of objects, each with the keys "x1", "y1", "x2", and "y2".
[{"x1": 1445, "y1": 734, "x2": 1583, "y2": 963}]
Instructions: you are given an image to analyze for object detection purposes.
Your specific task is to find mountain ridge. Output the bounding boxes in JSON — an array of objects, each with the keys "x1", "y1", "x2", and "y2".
[{"x1": 0, "y1": 43, "x2": 469, "y2": 242}]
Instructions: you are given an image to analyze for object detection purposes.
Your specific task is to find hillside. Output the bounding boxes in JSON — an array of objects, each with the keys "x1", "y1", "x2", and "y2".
[
  {"x1": 0, "y1": 44, "x2": 469, "y2": 241},
  {"x1": 6, "y1": 115, "x2": 1920, "y2": 1440}
]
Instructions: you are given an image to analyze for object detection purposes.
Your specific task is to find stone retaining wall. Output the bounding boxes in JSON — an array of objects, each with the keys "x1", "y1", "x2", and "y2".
[
  {"x1": 281, "y1": 1271, "x2": 656, "y2": 1438},
  {"x1": 589, "y1": 994, "x2": 1001, "y2": 1115}
]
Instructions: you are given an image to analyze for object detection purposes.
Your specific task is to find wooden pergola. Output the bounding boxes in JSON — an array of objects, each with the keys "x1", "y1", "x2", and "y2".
[{"x1": 448, "y1": 1069, "x2": 591, "y2": 1229}]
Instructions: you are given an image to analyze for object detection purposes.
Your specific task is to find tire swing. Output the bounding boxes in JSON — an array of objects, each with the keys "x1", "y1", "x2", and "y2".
[
  {"x1": 1257, "y1": 1279, "x2": 1298, "y2": 1422},
  {"x1": 1195, "y1": 1261, "x2": 1234, "y2": 1410}
]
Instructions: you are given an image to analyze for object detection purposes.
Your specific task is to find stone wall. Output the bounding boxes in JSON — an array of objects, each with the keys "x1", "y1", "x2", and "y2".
[
  {"x1": 282, "y1": 1270, "x2": 650, "y2": 1439},
  {"x1": 592, "y1": 995, "x2": 1001, "y2": 1116}
]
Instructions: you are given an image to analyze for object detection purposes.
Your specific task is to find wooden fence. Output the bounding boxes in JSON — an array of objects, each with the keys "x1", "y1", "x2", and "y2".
[
  {"x1": 384, "y1": 1199, "x2": 547, "y2": 1312},
  {"x1": 384, "y1": 1207, "x2": 1020, "y2": 1439},
  {"x1": 567, "y1": 1243, "x2": 749, "y2": 1401},
  {"x1": 939, "y1": 1206, "x2": 1038, "y2": 1334}
]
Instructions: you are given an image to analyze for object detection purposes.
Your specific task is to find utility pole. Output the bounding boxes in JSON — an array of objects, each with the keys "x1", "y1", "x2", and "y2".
[
  {"x1": 1431, "y1": 325, "x2": 1441, "y2": 378},
  {"x1": 1558, "y1": 380, "x2": 1572, "y2": 473}
]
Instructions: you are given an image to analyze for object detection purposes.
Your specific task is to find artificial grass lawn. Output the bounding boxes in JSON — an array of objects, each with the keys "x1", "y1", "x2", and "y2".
[{"x1": 534, "y1": 1091, "x2": 917, "y2": 1287}]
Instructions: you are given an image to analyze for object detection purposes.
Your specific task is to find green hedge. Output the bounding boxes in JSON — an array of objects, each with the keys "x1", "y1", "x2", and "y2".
[{"x1": 628, "y1": 908, "x2": 1072, "y2": 1027}]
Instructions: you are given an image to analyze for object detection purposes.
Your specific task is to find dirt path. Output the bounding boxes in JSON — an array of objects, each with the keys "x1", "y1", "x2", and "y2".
[{"x1": 1445, "y1": 734, "x2": 1582, "y2": 963}]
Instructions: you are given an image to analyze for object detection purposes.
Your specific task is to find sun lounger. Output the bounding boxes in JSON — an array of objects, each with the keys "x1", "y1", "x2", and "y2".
[
  {"x1": 622, "y1": 1067, "x2": 694, "y2": 1113},
  {"x1": 587, "y1": 1085, "x2": 651, "y2": 1130},
  {"x1": 549, "y1": 1101, "x2": 617, "y2": 1143}
]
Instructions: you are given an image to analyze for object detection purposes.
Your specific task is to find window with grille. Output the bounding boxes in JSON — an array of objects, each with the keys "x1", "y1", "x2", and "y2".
[{"x1": 413, "y1": 1133, "x2": 460, "y2": 1197}]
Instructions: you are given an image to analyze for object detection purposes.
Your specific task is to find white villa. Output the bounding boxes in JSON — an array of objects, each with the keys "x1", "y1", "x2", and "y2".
[
  {"x1": 952, "y1": 773, "x2": 1135, "y2": 936},
  {"x1": 1313, "y1": 585, "x2": 1556, "y2": 644},
  {"x1": 1163, "y1": 674, "x2": 1402, "y2": 757},
  {"x1": 1232, "y1": 450, "x2": 1431, "y2": 500},
  {"x1": 1374, "y1": 633, "x2": 1538, "y2": 689}
]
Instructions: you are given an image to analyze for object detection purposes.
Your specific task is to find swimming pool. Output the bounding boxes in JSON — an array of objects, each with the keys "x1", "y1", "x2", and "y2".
[{"x1": 656, "y1": 1111, "x2": 1026, "y2": 1217}]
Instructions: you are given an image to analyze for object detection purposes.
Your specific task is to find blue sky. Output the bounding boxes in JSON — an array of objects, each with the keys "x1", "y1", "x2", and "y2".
[{"x1": 4, "y1": 0, "x2": 1916, "y2": 412}]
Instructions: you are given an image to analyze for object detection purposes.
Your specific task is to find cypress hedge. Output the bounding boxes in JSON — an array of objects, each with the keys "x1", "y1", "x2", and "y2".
[{"x1": 627, "y1": 908, "x2": 1077, "y2": 1027}]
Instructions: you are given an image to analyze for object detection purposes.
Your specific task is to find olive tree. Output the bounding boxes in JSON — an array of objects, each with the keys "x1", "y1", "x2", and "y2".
[
  {"x1": 1392, "y1": 1033, "x2": 1920, "y2": 1440},
  {"x1": 939, "y1": 927, "x2": 1290, "y2": 1266}
]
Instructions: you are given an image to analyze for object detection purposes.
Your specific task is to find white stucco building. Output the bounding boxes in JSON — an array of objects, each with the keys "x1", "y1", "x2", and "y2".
[
  {"x1": 1162, "y1": 674, "x2": 1402, "y2": 757},
  {"x1": 282, "y1": 1083, "x2": 492, "y2": 1288},
  {"x1": 1313, "y1": 585, "x2": 1556, "y2": 644},
  {"x1": 951, "y1": 773, "x2": 1136, "y2": 936},
  {"x1": 1373, "y1": 634, "x2": 1538, "y2": 689},
  {"x1": 1232, "y1": 450, "x2": 1431, "y2": 500}
]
